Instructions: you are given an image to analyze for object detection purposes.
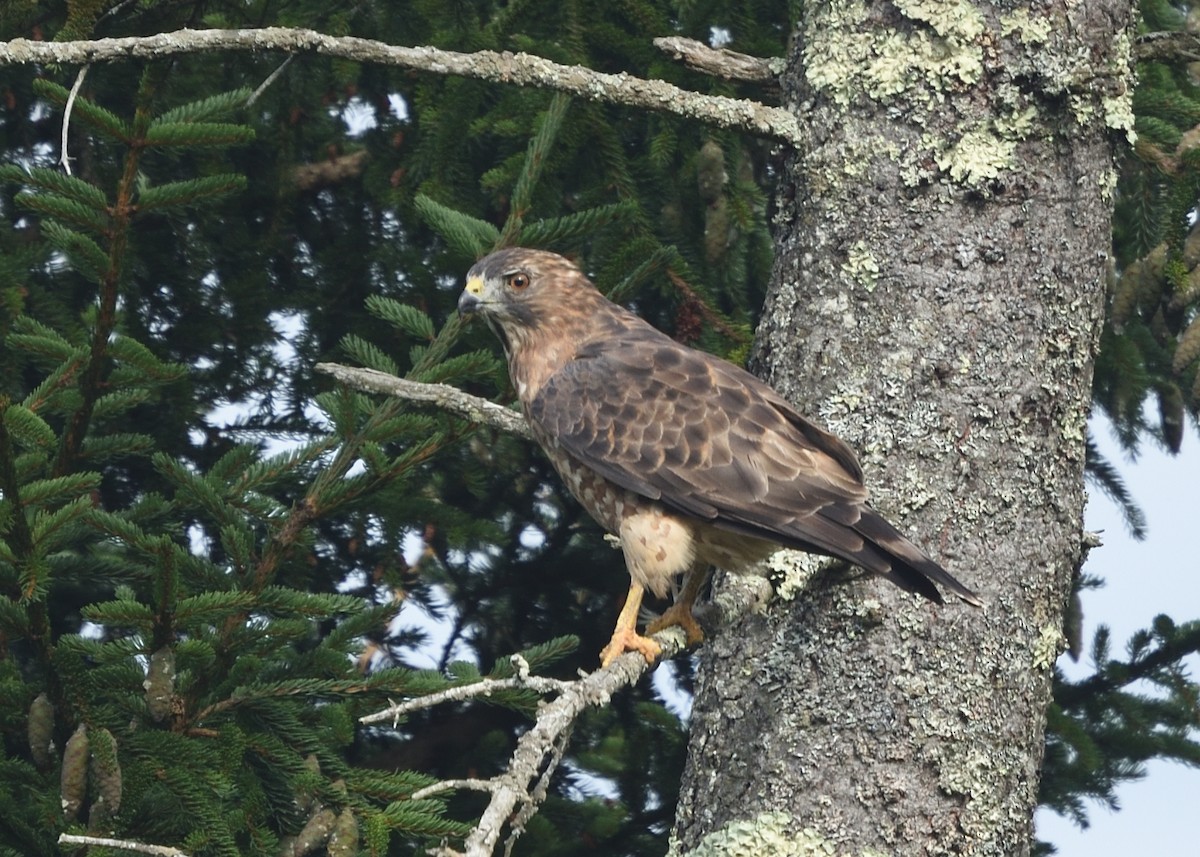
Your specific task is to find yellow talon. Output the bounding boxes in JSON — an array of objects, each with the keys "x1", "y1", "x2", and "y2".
[
  {"x1": 645, "y1": 602, "x2": 705, "y2": 647},
  {"x1": 599, "y1": 581, "x2": 663, "y2": 666}
]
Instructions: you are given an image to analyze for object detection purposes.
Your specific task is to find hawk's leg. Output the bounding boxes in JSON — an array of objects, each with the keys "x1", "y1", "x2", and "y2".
[
  {"x1": 599, "y1": 581, "x2": 662, "y2": 667},
  {"x1": 645, "y1": 563, "x2": 710, "y2": 646}
]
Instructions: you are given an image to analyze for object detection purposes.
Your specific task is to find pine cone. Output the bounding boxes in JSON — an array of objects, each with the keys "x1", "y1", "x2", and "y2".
[
  {"x1": 60, "y1": 724, "x2": 89, "y2": 821},
  {"x1": 327, "y1": 808, "x2": 359, "y2": 857},
  {"x1": 27, "y1": 692, "x2": 54, "y2": 771},
  {"x1": 291, "y1": 807, "x2": 336, "y2": 856},
  {"x1": 88, "y1": 726, "x2": 122, "y2": 821}
]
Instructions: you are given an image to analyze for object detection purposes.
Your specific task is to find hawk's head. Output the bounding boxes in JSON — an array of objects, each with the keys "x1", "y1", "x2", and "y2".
[{"x1": 457, "y1": 248, "x2": 595, "y2": 356}]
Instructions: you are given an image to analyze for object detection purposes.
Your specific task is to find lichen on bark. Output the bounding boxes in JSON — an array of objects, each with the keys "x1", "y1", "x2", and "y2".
[{"x1": 673, "y1": 3, "x2": 1135, "y2": 855}]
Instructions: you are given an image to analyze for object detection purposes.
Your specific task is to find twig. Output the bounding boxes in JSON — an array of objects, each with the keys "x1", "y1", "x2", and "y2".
[
  {"x1": 411, "y1": 778, "x2": 494, "y2": 800},
  {"x1": 460, "y1": 631, "x2": 686, "y2": 857},
  {"x1": 247, "y1": 53, "x2": 293, "y2": 106},
  {"x1": 503, "y1": 724, "x2": 570, "y2": 856},
  {"x1": 653, "y1": 36, "x2": 781, "y2": 83},
  {"x1": 665, "y1": 269, "x2": 751, "y2": 343},
  {"x1": 1134, "y1": 30, "x2": 1200, "y2": 62},
  {"x1": 58, "y1": 833, "x2": 189, "y2": 857},
  {"x1": 315, "y1": 363, "x2": 531, "y2": 439},
  {"x1": 360, "y1": 672, "x2": 574, "y2": 726},
  {"x1": 99, "y1": 0, "x2": 140, "y2": 22},
  {"x1": 60, "y1": 65, "x2": 89, "y2": 175},
  {"x1": 0, "y1": 28, "x2": 802, "y2": 146}
]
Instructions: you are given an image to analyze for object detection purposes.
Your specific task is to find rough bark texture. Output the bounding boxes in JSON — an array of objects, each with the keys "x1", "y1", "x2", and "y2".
[{"x1": 673, "y1": 3, "x2": 1133, "y2": 855}]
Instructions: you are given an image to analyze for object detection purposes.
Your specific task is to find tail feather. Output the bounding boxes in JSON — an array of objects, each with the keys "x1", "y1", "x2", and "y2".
[{"x1": 851, "y1": 507, "x2": 983, "y2": 607}]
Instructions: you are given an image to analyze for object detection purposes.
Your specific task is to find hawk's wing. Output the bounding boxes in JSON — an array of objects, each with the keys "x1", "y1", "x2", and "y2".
[{"x1": 527, "y1": 331, "x2": 978, "y2": 605}]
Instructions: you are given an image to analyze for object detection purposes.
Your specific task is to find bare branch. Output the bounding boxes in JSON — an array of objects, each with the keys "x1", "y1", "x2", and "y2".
[
  {"x1": 358, "y1": 628, "x2": 689, "y2": 856},
  {"x1": 462, "y1": 628, "x2": 686, "y2": 857},
  {"x1": 60, "y1": 65, "x2": 89, "y2": 175},
  {"x1": 653, "y1": 36, "x2": 781, "y2": 83},
  {"x1": 315, "y1": 362, "x2": 530, "y2": 439},
  {"x1": 0, "y1": 28, "x2": 801, "y2": 146},
  {"x1": 247, "y1": 53, "x2": 294, "y2": 106},
  {"x1": 502, "y1": 722, "x2": 569, "y2": 856},
  {"x1": 292, "y1": 150, "x2": 369, "y2": 191},
  {"x1": 58, "y1": 833, "x2": 189, "y2": 857},
  {"x1": 1134, "y1": 30, "x2": 1200, "y2": 63},
  {"x1": 360, "y1": 673, "x2": 574, "y2": 726},
  {"x1": 411, "y1": 778, "x2": 494, "y2": 801}
]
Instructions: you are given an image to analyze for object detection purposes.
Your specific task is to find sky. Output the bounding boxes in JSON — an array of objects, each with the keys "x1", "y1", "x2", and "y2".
[{"x1": 1034, "y1": 414, "x2": 1200, "y2": 855}]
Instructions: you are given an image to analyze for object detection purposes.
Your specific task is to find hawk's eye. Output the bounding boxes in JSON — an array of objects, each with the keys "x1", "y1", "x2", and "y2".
[{"x1": 506, "y1": 272, "x2": 530, "y2": 290}]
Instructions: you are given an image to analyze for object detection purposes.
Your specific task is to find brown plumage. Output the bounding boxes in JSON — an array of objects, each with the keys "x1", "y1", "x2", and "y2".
[{"x1": 458, "y1": 248, "x2": 981, "y2": 665}]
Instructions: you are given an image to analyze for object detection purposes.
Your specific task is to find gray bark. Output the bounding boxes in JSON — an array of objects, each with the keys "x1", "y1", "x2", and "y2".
[{"x1": 674, "y1": 3, "x2": 1133, "y2": 855}]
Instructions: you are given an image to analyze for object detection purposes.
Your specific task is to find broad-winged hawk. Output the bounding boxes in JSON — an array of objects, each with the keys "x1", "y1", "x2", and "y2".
[{"x1": 458, "y1": 248, "x2": 981, "y2": 666}]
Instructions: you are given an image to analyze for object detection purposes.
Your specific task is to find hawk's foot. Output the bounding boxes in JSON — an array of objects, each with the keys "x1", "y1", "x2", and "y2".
[
  {"x1": 645, "y1": 602, "x2": 705, "y2": 647},
  {"x1": 599, "y1": 626, "x2": 662, "y2": 668}
]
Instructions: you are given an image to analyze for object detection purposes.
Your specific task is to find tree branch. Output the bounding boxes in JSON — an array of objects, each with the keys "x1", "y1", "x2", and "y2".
[
  {"x1": 471, "y1": 632, "x2": 686, "y2": 857},
  {"x1": 360, "y1": 656, "x2": 575, "y2": 726},
  {"x1": 0, "y1": 28, "x2": 802, "y2": 146},
  {"x1": 410, "y1": 778, "x2": 494, "y2": 801},
  {"x1": 359, "y1": 632, "x2": 685, "y2": 857},
  {"x1": 1134, "y1": 31, "x2": 1200, "y2": 63},
  {"x1": 653, "y1": 36, "x2": 781, "y2": 83},
  {"x1": 315, "y1": 363, "x2": 530, "y2": 439},
  {"x1": 58, "y1": 834, "x2": 189, "y2": 857},
  {"x1": 1056, "y1": 620, "x2": 1200, "y2": 706},
  {"x1": 292, "y1": 150, "x2": 369, "y2": 191},
  {"x1": 366, "y1": 569, "x2": 771, "y2": 857}
]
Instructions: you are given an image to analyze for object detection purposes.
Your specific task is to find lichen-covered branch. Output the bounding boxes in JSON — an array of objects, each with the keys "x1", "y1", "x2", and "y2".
[
  {"x1": 58, "y1": 833, "x2": 189, "y2": 857},
  {"x1": 653, "y1": 36, "x2": 781, "y2": 83},
  {"x1": 469, "y1": 633, "x2": 685, "y2": 857},
  {"x1": 356, "y1": 582, "x2": 767, "y2": 856},
  {"x1": 314, "y1": 363, "x2": 530, "y2": 439},
  {"x1": 410, "y1": 778, "x2": 493, "y2": 801},
  {"x1": 359, "y1": 634, "x2": 685, "y2": 857},
  {"x1": 1134, "y1": 30, "x2": 1200, "y2": 62},
  {"x1": 0, "y1": 28, "x2": 801, "y2": 146},
  {"x1": 359, "y1": 656, "x2": 574, "y2": 726}
]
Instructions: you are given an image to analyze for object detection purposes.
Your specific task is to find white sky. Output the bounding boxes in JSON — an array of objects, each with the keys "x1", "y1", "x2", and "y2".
[{"x1": 1034, "y1": 414, "x2": 1200, "y2": 854}]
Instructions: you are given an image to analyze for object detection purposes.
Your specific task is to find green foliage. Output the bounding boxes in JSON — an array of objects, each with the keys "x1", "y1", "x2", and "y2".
[
  {"x1": 40, "y1": 221, "x2": 110, "y2": 283},
  {"x1": 0, "y1": 24, "x2": 555, "y2": 852},
  {"x1": 413, "y1": 194, "x2": 501, "y2": 260},
  {"x1": 137, "y1": 174, "x2": 248, "y2": 212},
  {"x1": 1041, "y1": 618, "x2": 1200, "y2": 827},
  {"x1": 1103, "y1": 2, "x2": 1200, "y2": 456},
  {"x1": 32, "y1": 78, "x2": 131, "y2": 139},
  {"x1": 365, "y1": 295, "x2": 437, "y2": 342},
  {"x1": 143, "y1": 121, "x2": 257, "y2": 148}
]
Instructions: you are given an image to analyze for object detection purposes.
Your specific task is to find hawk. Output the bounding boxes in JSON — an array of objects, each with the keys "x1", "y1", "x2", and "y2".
[{"x1": 458, "y1": 248, "x2": 981, "y2": 666}]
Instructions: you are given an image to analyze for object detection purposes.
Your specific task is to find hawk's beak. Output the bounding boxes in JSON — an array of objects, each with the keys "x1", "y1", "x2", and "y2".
[{"x1": 458, "y1": 276, "x2": 484, "y2": 316}]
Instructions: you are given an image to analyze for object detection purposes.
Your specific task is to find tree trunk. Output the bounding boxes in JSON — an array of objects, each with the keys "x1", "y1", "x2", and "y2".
[{"x1": 673, "y1": 4, "x2": 1133, "y2": 855}]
